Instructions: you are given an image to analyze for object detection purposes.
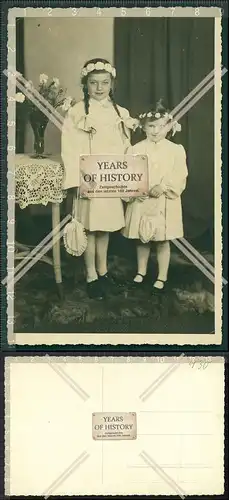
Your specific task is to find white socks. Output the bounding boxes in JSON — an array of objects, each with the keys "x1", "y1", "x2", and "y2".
[
  {"x1": 153, "y1": 279, "x2": 165, "y2": 290},
  {"x1": 135, "y1": 243, "x2": 151, "y2": 279},
  {"x1": 84, "y1": 236, "x2": 171, "y2": 287},
  {"x1": 84, "y1": 231, "x2": 109, "y2": 283},
  {"x1": 96, "y1": 232, "x2": 109, "y2": 276},
  {"x1": 84, "y1": 233, "x2": 98, "y2": 283},
  {"x1": 153, "y1": 241, "x2": 171, "y2": 288},
  {"x1": 134, "y1": 241, "x2": 171, "y2": 288},
  {"x1": 134, "y1": 273, "x2": 145, "y2": 283}
]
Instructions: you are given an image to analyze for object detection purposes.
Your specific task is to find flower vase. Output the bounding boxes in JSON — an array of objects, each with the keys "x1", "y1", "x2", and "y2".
[{"x1": 29, "y1": 111, "x2": 49, "y2": 158}]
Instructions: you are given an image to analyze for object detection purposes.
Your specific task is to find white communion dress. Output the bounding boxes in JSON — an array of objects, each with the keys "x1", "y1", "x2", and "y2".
[
  {"x1": 122, "y1": 138, "x2": 188, "y2": 241},
  {"x1": 61, "y1": 97, "x2": 131, "y2": 232}
]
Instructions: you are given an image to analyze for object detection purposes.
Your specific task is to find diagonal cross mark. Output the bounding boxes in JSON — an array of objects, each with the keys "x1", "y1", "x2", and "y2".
[
  {"x1": 6, "y1": 68, "x2": 65, "y2": 132},
  {"x1": 3, "y1": 66, "x2": 227, "y2": 290},
  {"x1": 43, "y1": 450, "x2": 90, "y2": 499},
  {"x1": 45, "y1": 356, "x2": 90, "y2": 401},
  {"x1": 173, "y1": 239, "x2": 215, "y2": 284},
  {"x1": 140, "y1": 450, "x2": 186, "y2": 499},
  {"x1": 2, "y1": 214, "x2": 71, "y2": 287},
  {"x1": 159, "y1": 67, "x2": 227, "y2": 136},
  {"x1": 179, "y1": 237, "x2": 215, "y2": 276},
  {"x1": 15, "y1": 71, "x2": 65, "y2": 125},
  {"x1": 171, "y1": 68, "x2": 215, "y2": 117},
  {"x1": 139, "y1": 354, "x2": 185, "y2": 403},
  {"x1": 172, "y1": 68, "x2": 227, "y2": 123}
]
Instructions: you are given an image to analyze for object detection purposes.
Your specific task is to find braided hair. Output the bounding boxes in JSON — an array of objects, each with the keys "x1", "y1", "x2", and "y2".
[
  {"x1": 108, "y1": 88, "x2": 128, "y2": 138},
  {"x1": 82, "y1": 84, "x2": 90, "y2": 115},
  {"x1": 81, "y1": 58, "x2": 129, "y2": 138}
]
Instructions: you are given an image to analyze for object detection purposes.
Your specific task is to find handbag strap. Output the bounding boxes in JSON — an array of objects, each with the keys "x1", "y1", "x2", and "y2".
[
  {"x1": 88, "y1": 130, "x2": 92, "y2": 155},
  {"x1": 72, "y1": 186, "x2": 80, "y2": 220},
  {"x1": 72, "y1": 130, "x2": 93, "y2": 220}
]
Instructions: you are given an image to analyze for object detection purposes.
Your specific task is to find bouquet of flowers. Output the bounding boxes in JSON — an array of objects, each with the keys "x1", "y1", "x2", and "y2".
[{"x1": 16, "y1": 73, "x2": 76, "y2": 157}]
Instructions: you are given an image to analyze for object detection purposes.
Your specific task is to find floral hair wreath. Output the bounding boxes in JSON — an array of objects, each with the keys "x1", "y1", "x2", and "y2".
[
  {"x1": 138, "y1": 111, "x2": 181, "y2": 136},
  {"x1": 81, "y1": 62, "x2": 116, "y2": 78}
]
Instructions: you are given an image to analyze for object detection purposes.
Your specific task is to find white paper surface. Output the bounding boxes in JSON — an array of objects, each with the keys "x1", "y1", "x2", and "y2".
[{"x1": 5, "y1": 356, "x2": 224, "y2": 496}]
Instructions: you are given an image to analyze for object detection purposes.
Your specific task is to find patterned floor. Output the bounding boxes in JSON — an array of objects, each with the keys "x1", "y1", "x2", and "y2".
[{"x1": 14, "y1": 246, "x2": 214, "y2": 335}]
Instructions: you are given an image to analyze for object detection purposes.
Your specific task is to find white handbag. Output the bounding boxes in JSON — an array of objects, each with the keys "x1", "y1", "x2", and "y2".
[
  {"x1": 139, "y1": 213, "x2": 158, "y2": 244},
  {"x1": 63, "y1": 131, "x2": 93, "y2": 257},
  {"x1": 139, "y1": 203, "x2": 165, "y2": 244},
  {"x1": 63, "y1": 189, "x2": 87, "y2": 257},
  {"x1": 139, "y1": 167, "x2": 170, "y2": 244}
]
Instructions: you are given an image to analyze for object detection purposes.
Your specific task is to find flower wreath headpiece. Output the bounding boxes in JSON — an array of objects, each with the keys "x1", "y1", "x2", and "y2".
[
  {"x1": 81, "y1": 62, "x2": 116, "y2": 78},
  {"x1": 138, "y1": 111, "x2": 181, "y2": 136}
]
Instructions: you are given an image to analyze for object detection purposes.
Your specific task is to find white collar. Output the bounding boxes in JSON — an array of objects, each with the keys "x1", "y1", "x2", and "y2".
[
  {"x1": 145, "y1": 138, "x2": 167, "y2": 148},
  {"x1": 90, "y1": 97, "x2": 111, "y2": 108}
]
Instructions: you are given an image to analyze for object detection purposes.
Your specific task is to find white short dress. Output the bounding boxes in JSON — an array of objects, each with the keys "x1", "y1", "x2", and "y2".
[
  {"x1": 122, "y1": 138, "x2": 188, "y2": 241},
  {"x1": 61, "y1": 97, "x2": 131, "y2": 232}
]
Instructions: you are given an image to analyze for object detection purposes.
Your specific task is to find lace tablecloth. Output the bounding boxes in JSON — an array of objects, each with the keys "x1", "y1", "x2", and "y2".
[{"x1": 15, "y1": 154, "x2": 66, "y2": 209}]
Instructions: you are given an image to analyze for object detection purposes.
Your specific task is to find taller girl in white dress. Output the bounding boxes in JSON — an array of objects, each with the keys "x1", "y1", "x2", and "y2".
[{"x1": 61, "y1": 58, "x2": 137, "y2": 299}]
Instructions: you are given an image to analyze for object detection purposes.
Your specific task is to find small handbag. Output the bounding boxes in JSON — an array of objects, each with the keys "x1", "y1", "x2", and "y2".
[
  {"x1": 63, "y1": 131, "x2": 93, "y2": 257},
  {"x1": 139, "y1": 168, "x2": 170, "y2": 244},
  {"x1": 63, "y1": 187, "x2": 87, "y2": 257},
  {"x1": 139, "y1": 205, "x2": 165, "y2": 244}
]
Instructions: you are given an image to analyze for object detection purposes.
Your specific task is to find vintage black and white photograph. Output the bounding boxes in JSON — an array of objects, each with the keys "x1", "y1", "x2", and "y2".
[{"x1": 7, "y1": 7, "x2": 222, "y2": 344}]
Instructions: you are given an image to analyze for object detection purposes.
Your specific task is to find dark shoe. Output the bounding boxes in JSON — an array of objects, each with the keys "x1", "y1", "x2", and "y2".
[
  {"x1": 86, "y1": 279, "x2": 104, "y2": 300},
  {"x1": 151, "y1": 279, "x2": 167, "y2": 295},
  {"x1": 98, "y1": 273, "x2": 119, "y2": 295}
]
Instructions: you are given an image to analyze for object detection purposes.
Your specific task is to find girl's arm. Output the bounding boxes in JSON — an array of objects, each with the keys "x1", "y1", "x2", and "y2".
[
  {"x1": 161, "y1": 145, "x2": 188, "y2": 199},
  {"x1": 61, "y1": 106, "x2": 82, "y2": 190},
  {"x1": 119, "y1": 107, "x2": 139, "y2": 151},
  {"x1": 122, "y1": 144, "x2": 149, "y2": 202},
  {"x1": 121, "y1": 145, "x2": 134, "y2": 202},
  {"x1": 65, "y1": 187, "x2": 78, "y2": 215}
]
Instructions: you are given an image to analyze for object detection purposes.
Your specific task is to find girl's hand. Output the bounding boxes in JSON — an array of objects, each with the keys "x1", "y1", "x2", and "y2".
[
  {"x1": 137, "y1": 197, "x2": 147, "y2": 202},
  {"x1": 137, "y1": 192, "x2": 148, "y2": 202},
  {"x1": 149, "y1": 185, "x2": 164, "y2": 198},
  {"x1": 123, "y1": 117, "x2": 139, "y2": 131},
  {"x1": 121, "y1": 197, "x2": 134, "y2": 203},
  {"x1": 79, "y1": 183, "x2": 90, "y2": 199},
  {"x1": 80, "y1": 191, "x2": 90, "y2": 199}
]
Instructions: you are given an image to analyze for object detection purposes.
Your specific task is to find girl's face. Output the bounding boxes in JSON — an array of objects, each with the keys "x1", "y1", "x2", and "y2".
[
  {"x1": 144, "y1": 116, "x2": 169, "y2": 143},
  {"x1": 87, "y1": 72, "x2": 112, "y2": 101}
]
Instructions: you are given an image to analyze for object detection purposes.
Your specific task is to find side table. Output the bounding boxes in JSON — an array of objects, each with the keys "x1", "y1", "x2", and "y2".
[{"x1": 15, "y1": 154, "x2": 66, "y2": 298}]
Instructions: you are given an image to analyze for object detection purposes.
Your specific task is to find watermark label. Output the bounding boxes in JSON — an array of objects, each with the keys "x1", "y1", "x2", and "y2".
[
  {"x1": 92, "y1": 412, "x2": 137, "y2": 440},
  {"x1": 79, "y1": 155, "x2": 148, "y2": 198}
]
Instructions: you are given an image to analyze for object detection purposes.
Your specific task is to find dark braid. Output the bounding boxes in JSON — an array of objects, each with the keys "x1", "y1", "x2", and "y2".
[
  {"x1": 83, "y1": 85, "x2": 90, "y2": 115},
  {"x1": 109, "y1": 89, "x2": 129, "y2": 139}
]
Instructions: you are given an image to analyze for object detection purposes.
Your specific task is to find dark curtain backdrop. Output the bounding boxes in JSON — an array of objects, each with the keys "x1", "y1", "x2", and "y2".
[
  {"x1": 15, "y1": 18, "x2": 33, "y2": 243},
  {"x1": 114, "y1": 18, "x2": 215, "y2": 240},
  {"x1": 16, "y1": 18, "x2": 25, "y2": 153}
]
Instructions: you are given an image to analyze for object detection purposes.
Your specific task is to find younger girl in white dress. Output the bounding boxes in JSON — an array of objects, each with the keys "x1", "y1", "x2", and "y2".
[
  {"x1": 122, "y1": 100, "x2": 188, "y2": 293},
  {"x1": 61, "y1": 58, "x2": 137, "y2": 299}
]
